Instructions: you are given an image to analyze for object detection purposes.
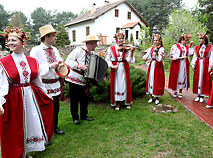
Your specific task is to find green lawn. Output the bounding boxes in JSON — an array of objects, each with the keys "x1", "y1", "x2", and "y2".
[{"x1": 30, "y1": 91, "x2": 213, "y2": 158}]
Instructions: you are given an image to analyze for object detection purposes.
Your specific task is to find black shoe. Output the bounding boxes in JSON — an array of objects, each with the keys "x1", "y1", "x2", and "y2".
[
  {"x1": 44, "y1": 141, "x2": 51, "y2": 146},
  {"x1": 54, "y1": 128, "x2": 65, "y2": 134},
  {"x1": 82, "y1": 117, "x2": 94, "y2": 121},
  {"x1": 73, "y1": 120, "x2": 80, "y2": 125}
]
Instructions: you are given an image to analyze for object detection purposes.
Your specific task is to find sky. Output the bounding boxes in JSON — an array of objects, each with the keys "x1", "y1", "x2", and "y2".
[{"x1": 0, "y1": 0, "x2": 198, "y2": 19}]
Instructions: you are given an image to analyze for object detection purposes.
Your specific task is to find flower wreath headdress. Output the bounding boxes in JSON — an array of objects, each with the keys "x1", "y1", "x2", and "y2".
[
  {"x1": 197, "y1": 33, "x2": 208, "y2": 39},
  {"x1": 180, "y1": 34, "x2": 192, "y2": 41},
  {"x1": 113, "y1": 32, "x2": 125, "y2": 39},
  {"x1": 4, "y1": 26, "x2": 30, "y2": 45}
]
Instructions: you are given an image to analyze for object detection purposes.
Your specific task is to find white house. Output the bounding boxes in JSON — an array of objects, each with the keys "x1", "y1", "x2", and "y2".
[{"x1": 65, "y1": 0, "x2": 149, "y2": 46}]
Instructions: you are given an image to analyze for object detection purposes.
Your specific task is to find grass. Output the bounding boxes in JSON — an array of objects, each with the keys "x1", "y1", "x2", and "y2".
[{"x1": 30, "y1": 91, "x2": 213, "y2": 158}]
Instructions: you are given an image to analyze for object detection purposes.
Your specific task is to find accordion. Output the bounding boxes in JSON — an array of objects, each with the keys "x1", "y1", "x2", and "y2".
[{"x1": 83, "y1": 54, "x2": 108, "y2": 84}]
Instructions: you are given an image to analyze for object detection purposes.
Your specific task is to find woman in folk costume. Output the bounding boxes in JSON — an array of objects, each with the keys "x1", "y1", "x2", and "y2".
[
  {"x1": 143, "y1": 34, "x2": 165, "y2": 104},
  {"x1": 105, "y1": 33, "x2": 135, "y2": 111},
  {"x1": 206, "y1": 70, "x2": 213, "y2": 108},
  {"x1": 168, "y1": 34, "x2": 194, "y2": 98},
  {"x1": 0, "y1": 27, "x2": 54, "y2": 158},
  {"x1": 191, "y1": 33, "x2": 213, "y2": 103}
]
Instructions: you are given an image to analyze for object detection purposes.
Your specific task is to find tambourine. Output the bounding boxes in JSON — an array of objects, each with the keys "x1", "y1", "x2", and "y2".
[{"x1": 56, "y1": 61, "x2": 70, "y2": 77}]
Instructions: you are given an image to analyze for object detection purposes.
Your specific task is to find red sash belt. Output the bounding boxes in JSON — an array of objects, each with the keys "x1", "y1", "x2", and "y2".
[
  {"x1": 112, "y1": 60, "x2": 127, "y2": 62},
  {"x1": 42, "y1": 79, "x2": 59, "y2": 84},
  {"x1": 10, "y1": 83, "x2": 31, "y2": 87}
]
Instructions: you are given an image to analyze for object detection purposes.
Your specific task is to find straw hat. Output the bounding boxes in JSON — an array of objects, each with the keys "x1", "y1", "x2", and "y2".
[
  {"x1": 39, "y1": 24, "x2": 60, "y2": 38},
  {"x1": 82, "y1": 35, "x2": 100, "y2": 43}
]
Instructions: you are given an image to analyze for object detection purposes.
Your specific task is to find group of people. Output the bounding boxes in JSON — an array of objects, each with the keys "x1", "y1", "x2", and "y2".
[
  {"x1": 143, "y1": 33, "x2": 213, "y2": 108},
  {"x1": 0, "y1": 23, "x2": 212, "y2": 157}
]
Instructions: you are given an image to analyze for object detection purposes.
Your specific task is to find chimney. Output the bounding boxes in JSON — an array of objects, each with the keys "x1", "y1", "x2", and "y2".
[
  {"x1": 91, "y1": 3, "x2": 96, "y2": 14},
  {"x1": 105, "y1": 0, "x2": 110, "y2": 5}
]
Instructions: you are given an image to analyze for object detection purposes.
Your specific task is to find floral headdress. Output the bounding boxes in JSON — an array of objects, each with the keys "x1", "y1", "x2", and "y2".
[
  {"x1": 197, "y1": 33, "x2": 208, "y2": 39},
  {"x1": 113, "y1": 32, "x2": 125, "y2": 39},
  {"x1": 4, "y1": 26, "x2": 30, "y2": 45},
  {"x1": 180, "y1": 34, "x2": 192, "y2": 41},
  {"x1": 152, "y1": 34, "x2": 162, "y2": 41}
]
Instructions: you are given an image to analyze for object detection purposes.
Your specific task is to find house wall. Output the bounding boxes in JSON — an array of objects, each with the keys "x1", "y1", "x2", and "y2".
[{"x1": 66, "y1": 2, "x2": 146, "y2": 46}]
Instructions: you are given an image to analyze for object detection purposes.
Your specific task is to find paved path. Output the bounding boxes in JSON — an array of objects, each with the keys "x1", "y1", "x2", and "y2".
[{"x1": 136, "y1": 64, "x2": 213, "y2": 129}]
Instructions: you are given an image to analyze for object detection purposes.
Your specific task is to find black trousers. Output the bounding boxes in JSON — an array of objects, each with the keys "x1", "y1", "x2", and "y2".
[
  {"x1": 53, "y1": 95, "x2": 60, "y2": 129},
  {"x1": 69, "y1": 82, "x2": 88, "y2": 121}
]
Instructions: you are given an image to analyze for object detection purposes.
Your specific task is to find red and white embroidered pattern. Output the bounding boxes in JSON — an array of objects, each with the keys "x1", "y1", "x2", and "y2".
[
  {"x1": 18, "y1": 60, "x2": 30, "y2": 82},
  {"x1": 45, "y1": 48, "x2": 57, "y2": 64},
  {"x1": 27, "y1": 136, "x2": 44, "y2": 144},
  {"x1": 115, "y1": 92, "x2": 124, "y2": 96},
  {"x1": 65, "y1": 76, "x2": 86, "y2": 85}
]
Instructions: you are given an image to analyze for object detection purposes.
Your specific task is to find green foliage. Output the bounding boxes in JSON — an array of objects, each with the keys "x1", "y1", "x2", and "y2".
[
  {"x1": 89, "y1": 69, "x2": 111, "y2": 103},
  {"x1": 162, "y1": 9, "x2": 207, "y2": 55},
  {"x1": 30, "y1": 7, "x2": 77, "y2": 43},
  {"x1": 77, "y1": 8, "x2": 88, "y2": 17},
  {"x1": 197, "y1": 0, "x2": 213, "y2": 42},
  {"x1": 129, "y1": 64, "x2": 146, "y2": 97},
  {"x1": 88, "y1": 65, "x2": 146, "y2": 102},
  {"x1": 0, "y1": 4, "x2": 10, "y2": 31},
  {"x1": 130, "y1": 33, "x2": 134, "y2": 45},
  {"x1": 138, "y1": 25, "x2": 152, "y2": 51},
  {"x1": 128, "y1": 0, "x2": 182, "y2": 34},
  {"x1": 63, "y1": 65, "x2": 147, "y2": 103},
  {"x1": 55, "y1": 24, "x2": 70, "y2": 47},
  {"x1": 9, "y1": 13, "x2": 24, "y2": 29}
]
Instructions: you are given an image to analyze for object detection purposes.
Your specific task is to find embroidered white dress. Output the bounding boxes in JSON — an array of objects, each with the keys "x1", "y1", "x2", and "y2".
[
  {"x1": 143, "y1": 47, "x2": 165, "y2": 96},
  {"x1": 0, "y1": 53, "x2": 47, "y2": 153},
  {"x1": 106, "y1": 44, "x2": 135, "y2": 104},
  {"x1": 170, "y1": 44, "x2": 193, "y2": 90}
]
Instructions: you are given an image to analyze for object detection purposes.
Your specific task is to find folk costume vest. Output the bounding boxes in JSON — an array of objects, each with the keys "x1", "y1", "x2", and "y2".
[
  {"x1": 146, "y1": 47, "x2": 165, "y2": 96},
  {"x1": 168, "y1": 44, "x2": 190, "y2": 91},
  {"x1": 110, "y1": 45, "x2": 132, "y2": 105},
  {"x1": 193, "y1": 44, "x2": 212, "y2": 95},
  {"x1": 0, "y1": 55, "x2": 54, "y2": 158}
]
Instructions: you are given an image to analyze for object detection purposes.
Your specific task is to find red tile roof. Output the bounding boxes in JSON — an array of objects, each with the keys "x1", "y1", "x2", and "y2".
[{"x1": 121, "y1": 22, "x2": 142, "y2": 29}]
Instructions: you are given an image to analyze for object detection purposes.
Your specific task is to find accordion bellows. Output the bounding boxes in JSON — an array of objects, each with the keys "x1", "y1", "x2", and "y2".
[{"x1": 84, "y1": 54, "x2": 108, "y2": 84}]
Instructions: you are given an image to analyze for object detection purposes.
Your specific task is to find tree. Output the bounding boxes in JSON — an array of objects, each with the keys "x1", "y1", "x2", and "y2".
[
  {"x1": 31, "y1": 7, "x2": 53, "y2": 37},
  {"x1": 197, "y1": 0, "x2": 213, "y2": 42},
  {"x1": 9, "y1": 13, "x2": 24, "y2": 28},
  {"x1": 11, "y1": 11, "x2": 31, "y2": 29},
  {"x1": 55, "y1": 24, "x2": 70, "y2": 47},
  {"x1": 128, "y1": 0, "x2": 182, "y2": 34},
  {"x1": 77, "y1": 8, "x2": 88, "y2": 17},
  {"x1": 138, "y1": 25, "x2": 152, "y2": 51},
  {"x1": 0, "y1": 4, "x2": 10, "y2": 31},
  {"x1": 162, "y1": 9, "x2": 207, "y2": 54},
  {"x1": 55, "y1": 11, "x2": 77, "y2": 25}
]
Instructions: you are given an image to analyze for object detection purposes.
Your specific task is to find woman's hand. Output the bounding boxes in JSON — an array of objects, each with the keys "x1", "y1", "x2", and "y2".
[
  {"x1": 111, "y1": 65, "x2": 119, "y2": 70},
  {"x1": 0, "y1": 105, "x2": 4, "y2": 115},
  {"x1": 192, "y1": 67, "x2": 195, "y2": 71}
]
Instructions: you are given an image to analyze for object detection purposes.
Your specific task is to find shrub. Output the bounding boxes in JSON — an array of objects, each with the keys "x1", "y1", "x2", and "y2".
[
  {"x1": 89, "y1": 65, "x2": 147, "y2": 103},
  {"x1": 63, "y1": 65, "x2": 147, "y2": 103}
]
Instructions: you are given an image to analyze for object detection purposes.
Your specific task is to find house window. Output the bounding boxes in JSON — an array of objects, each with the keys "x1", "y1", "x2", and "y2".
[
  {"x1": 136, "y1": 31, "x2": 139, "y2": 40},
  {"x1": 127, "y1": 11, "x2": 131, "y2": 19},
  {"x1": 72, "y1": 30, "x2": 76, "y2": 42},
  {"x1": 86, "y1": 26, "x2": 90, "y2": 36},
  {"x1": 115, "y1": 9, "x2": 119, "y2": 17},
  {"x1": 116, "y1": 27, "x2": 120, "y2": 33}
]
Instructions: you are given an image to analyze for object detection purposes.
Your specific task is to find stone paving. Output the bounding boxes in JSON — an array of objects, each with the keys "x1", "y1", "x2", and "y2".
[{"x1": 136, "y1": 64, "x2": 213, "y2": 130}]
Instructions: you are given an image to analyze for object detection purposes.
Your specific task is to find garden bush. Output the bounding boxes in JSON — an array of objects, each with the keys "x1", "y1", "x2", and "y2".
[{"x1": 63, "y1": 65, "x2": 147, "y2": 103}]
